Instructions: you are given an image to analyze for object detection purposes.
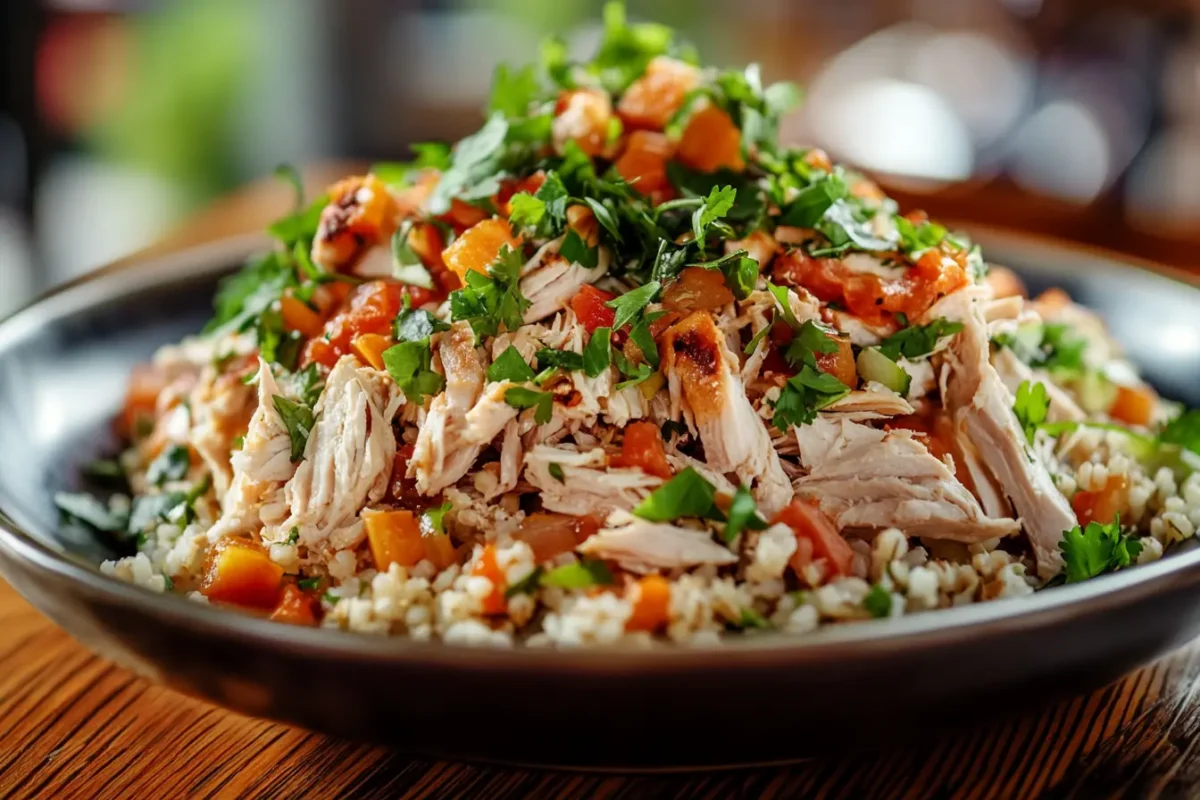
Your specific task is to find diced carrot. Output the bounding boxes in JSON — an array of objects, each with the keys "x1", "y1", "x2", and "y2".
[
  {"x1": 200, "y1": 542, "x2": 285, "y2": 610},
  {"x1": 617, "y1": 56, "x2": 700, "y2": 132},
  {"x1": 1072, "y1": 474, "x2": 1130, "y2": 527},
  {"x1": 774, "y1": 500, "x2": 854, "y2": 578},
  {"x1": 614, "y1": 130, "x2": 675, "y2": 202},
  {"x1": 441, "y1": 218, "x2": 522, "y2": 281},
  {"x1": 1109, "y1": 384, "x2": 1156, "y2": 427},
  {"x1": 815, "y1": 335, "x2": 857, "y2": 389},
  {"x1": 423, "y1": 533, "x2": 458, "y2": 571},
  {"x1": 612, "y1": 421, "x2": 673, "y2": 479},
  {"x1": 119, "y1": 363, "x2": 168, "y2": 439},
  {"x1": 364, "y1": 509, "x2": 427, "y2": 571},
  {"x1": 352, "y1": 333, "x2": 392, "y2": 370},
  {"x1": 675, "y1": 104, "x2": 744, "y2": 173},
  {"x1": 662, "y1": 267, "x2": 735, "y2": 313},
  {"x1": 566, "y1": 204, "x2": 601, "y2": 247},
  {"x1": 626, "y1": 575, "x2": 671, "y2": 632},
  {"x1": 270, "y1": 584, "x2": 319, "y2": 626},
  {"x1": 441, "y1": 199, "x2": 489, "y2": 233},
  {"x1": 280, "y1": 295, "x2": 325, "y2": 338},
  {"x1": 570, "y1": 285, "x2": 617, "y2": 332},
  {"x1": 515, "y1": 513, "x2": 599, "y2": 563},
  {"x1": 471, "y1": 545, "x2": 507, "y2": 614},
  {"x1": 553, "y1": 88, "x2": 613, "y2": 157}
]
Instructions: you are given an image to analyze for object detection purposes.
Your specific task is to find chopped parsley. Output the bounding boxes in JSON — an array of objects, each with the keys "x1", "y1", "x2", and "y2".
[
  {"x1": 504, "y1": 386, "x2": 554, "y2": 424},
  {"x1": 605, "y1": 281, "x2": 660, "y2": 332},
  {"x1": 391, "y1": 223, "x2": 435, "y2": 289},
  {"x1": 421, "y1": 501, "x2": 453, "y2": 535},
  {"x1": 878, "y1": 317, "x2": 964, "y2": 362},
  {"x1": 548, "y1": 463, "x2": 566, "y2": 483},
  {"x1": 993, "y1": 321, "x2": 1088, "y2": 377},
  {"x1": 583, "y1": 327, "x2": 613, "y2": 377},
  {"x1": 863, "y1": 584, "x2": 892, "y2": 618},
  {"x1": 297, "y1": 577, "x2": 322, "y2": 591},
  {"x1": 426, "y1": 114, "x2": 510, "y2": 214},
  {"x1": 1160, "y1": 410, "x2": 1200, "y2": 455},
  {"x1": 723, "y1": 484, "x2": 767, "y2": 543},
  {"x1": 286, "y1": 527, "x2": 300, "y2": 545},
  {"x1": 541, "y1": 559, "x2": 615, "y2": 589},
  {"x1": 1013, "y1": 380, "x2": 1049, "y2": 445},
  {"x1": 146, "y1": 445, "x2": 190, "y2": 487},
  {"x1": 1059, "y1": 517, "x2": 1142, "y2": 583},
  {"x1": 771, "y1": 366, "x2": 851, "y2": 431},
  {"x1": 536, "y1": 348, "x2": 585, "y2": 373},
  {"x1": 633, "y1": 467, "x2": 720, "y2": 522},
  {"x1": 383, "y1": 340, "x2": 446, "y2": 403},
  {"x1": 488, "y1": 345, "x2": 537, "y2": 383},
  {"x1": 273, "y1": 396, "x2": 315, "y2": 462},
  {"x1": 54, "y1": 492, "x2": 127, "y2": 534},
  {"x1": 450, "y1": 245, "x2": 530, "y2": 339}
]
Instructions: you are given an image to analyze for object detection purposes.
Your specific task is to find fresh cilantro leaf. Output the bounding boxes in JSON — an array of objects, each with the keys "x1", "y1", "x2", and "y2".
[
  {"x1": 273, "y1": 396, "x2": 315, "y2": 462},
  {"x1": 723, "y1": 484, "x2": 767, "y2": 543},
  {"x1": 205, "y1": 251, "x2": 296, "y2": 336},
  {"x1": 505, "y1": 566, "x2": 546, "y2": 598},
  {"x1": 297, "y1": 577, "x2": 322, "y2": 591},
  {"x1": 83, "y1": 458, "x2": 125, "y2": 485},
  {"x1": 606, "y1": 281, "x2": 660, "y2": 331},
  {"x1": 540, "y1": 36, "x2": 573, "y2": 89},
  {"x1": 1060, "y1": 516, "x2": 1142, "y2": 583},
  {"x1": 394, "y1": 306, "x2": 450, "y2": 343},
  {"x1": 1013, "y1": 380, "x2": 1049, "y2": 445},
  {"x1": 536, "y1": 172, "x2": 570, "y2": 227},
  {"x1": 778, "y1": 172, "x2": 848, "y2": 228},
  {"x1": 721, "y1": 255, "x2": 759, "y2": 301},
  {"x1": 878, "y1": 318, "x2": 964, "y2": 362},
  {"x1": 371, "y1": 143, "x2": 453, "y2": 187},
  {"x1": 771, "y1": 365, "x2": 851, "y2": 431},
  {"x1": 542, "y1": 559, "x2": 615, "y2": 589},
  {"x1": 633, "y1": 467, "x2": 720, "y2": 522},
  {"x1": 504, "y1": 386, "x2": 554, "y2": 424},
  {"x1": 548, "y1": 462, "x2": 566, "y2": 483},
  {"x1": 584, "y1": 197, "x2": 623, "y2": 243},
  {"x1": 560, "y1": 228, "x2": 599, "y2": 268},
  {"x1": 812, "y1": 199, "x2": 895, "y2": 256},
  {"x1": 421, "y1": 501, "x2": 453, "y2": 535},
  {"x1": 281, "y1": 363, "x2": 324, "y2": 407},
  {"x1": 536, "y1": 348, "x2": 585, "y2": 373},
  {"x1": 894, "y1": 216, "x2": 947, "y2": 254},
  {"x1": 449, "y1": 245, "x2": 530, "y2": 339},
  {"x1": 488, "y1": 345, "x2": 537, "y2": 383},
  {"x1": 744, "y1": 321, "x2": 771, "y2": 356},
  {"x1": 691, "y1": 185, "x2": 737, "y2": 245},
  {"x1": 427, "y1": 114, "x2": 509, "y2": 214},
  {"x1": 383, "y1": 340, "x2": 446, "y2": 403},
  {"x1": 627, "y1": 318, "x2": 660, "y2": 370},
  {"x1": 488, "y1": 63, "x2": 540, "y2": 118},
  {"x1": 267, "y1": 195, "x2": 327, "y2": 248},
  {"x1": 864, "y1": 584, "x2": 892, "y2": 618},
  {"x1": 286, "y1": 527, "x2": 300, "y2": 545},
  {"x1": 782, "y1": 319, "x2": 840, "y2": 372},
  {"x1": 54, "y1": 492, "x2": 128, "y2": 533},
  {"x1": 507, "y1": 192, "x2": 546, "y2": 232},
  {"x1": 257, "y1": 307, "x2": 304, "y2": 371},
  {"x1": 612, "y1": 347, "x2": 655, "y2": 389},
  {"x1": 146, "y1": 445, "x2": 190, "y2": 486},
  {"x1": 1160, "y1": 410, "x2": 1200, "y2": 455},
  {"x1": 127, "y1": 491, "x2": 186, "y2": 535},
  {"x1": 666, "y1": 162, "x2": 767, "y2": 231},
  {"x1": 994, "y1": 321, "x2": 1086, "y2": 376},
  {"x1": 584, "y1": 327, "x2": 613, "y2": 377},
  {"x1": 391, "y1": 223, "x2": 434, "y2": 289},
  {"x1": 274, "y1": 163, "x2": 306, "y2": 209},
  {"x1": 589, "y1": 1, "x2": 675, "y2": 94},
  {"x1": 765, "y1": 281, "x2": 802, "y2": 330}
]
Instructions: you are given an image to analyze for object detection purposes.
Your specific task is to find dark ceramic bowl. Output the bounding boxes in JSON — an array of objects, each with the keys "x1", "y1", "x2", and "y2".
[{"x1": 1, "y1": 230, "x2": 1199, "y2": 768}]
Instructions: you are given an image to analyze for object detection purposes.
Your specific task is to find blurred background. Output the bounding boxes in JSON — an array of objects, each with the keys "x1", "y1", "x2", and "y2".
[{"x1": 2, "y1": 0, "x2": 1199, "y2": 316}]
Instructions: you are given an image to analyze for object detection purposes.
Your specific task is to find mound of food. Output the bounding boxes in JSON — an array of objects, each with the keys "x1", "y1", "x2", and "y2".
[{"x1": 64, "y1": 4, "x2": 1200, "y2": 647}]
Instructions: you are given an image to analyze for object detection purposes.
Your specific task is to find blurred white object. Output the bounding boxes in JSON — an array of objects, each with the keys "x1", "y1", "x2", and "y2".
[
  {"x1": 0, "y1": 208, "x2": 33, "y2": 316},
  {"x1": 1010, "y1": 100, "x2": 1111, "y2": 203}
]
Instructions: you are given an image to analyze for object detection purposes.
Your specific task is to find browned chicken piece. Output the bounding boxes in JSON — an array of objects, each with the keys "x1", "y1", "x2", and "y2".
[{"x1": 311, "y1": 175, "x2": 399, "y2": 272}]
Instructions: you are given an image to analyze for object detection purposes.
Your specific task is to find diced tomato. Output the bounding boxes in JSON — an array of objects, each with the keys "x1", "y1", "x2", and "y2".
[
  {"x1": 617, "y1": 56, "x2": 700, "y2": 132},
  {"x1": 626, "y1": 575, "x2": 671, "y2": 632},
  {"x1": 662, "y1": 267, "x2": 735, "y2": 313},
  {"x1": 675, "y1": 104, "x2": 744, "y2": 173},
  {"x1": 1109, "y1": 385, "x2": 1156, "y2": 427},
  {"x1": 570, "y1": 285, "x2": 617, "y2": 332},
  {"x1": 612, "y1": 421, "x2": 673, "y2": 479},
  {"x1": 471, "y1": 545, "x2": 508, "y2": 614},
  {"x1": 774, "y1": 500, "x2": 854, "y2": 578},
  {"x1": 270, "y1": 584, "x2": 319, "y2": 626},
  {"x1": 200, "y1": 541, "x2": 285, "y2": 610},
  {"x1": 440, "y1": 198, "x2": 490, "y2": 234},
  {"x1": 119, "y1": 363, "x2": 169, "y2": 439},
  {"x1": 815, "y1": 335, "x2": 857, "y2": 389},
  {"x1": 302, "y1": 280, "x2": 404, "y2": 368},
  {"x1": 614, "y1": 131, "x2": 675, "y2": 203},
  {"x1": 515, "y1": 513, "x2": 600, "y2": 563},
  {"x1": 497, "y1": 171, "x2": 548, "y2": 217},
  {"x1": 441, "y1": 218, "x2": 522, "y2": 282},
  {"x1": 1072, "y1": 474, "x2": 1129, "y2": 527},
  {"x1": 312, "y1": 174, "x2": 399, "y2": 271},
  {"x1": 280, "y1": 295, "x2": 325, "y2": 339},
  {"x1": 553, "y1": 88, "x2": 613, "y2": 157}
]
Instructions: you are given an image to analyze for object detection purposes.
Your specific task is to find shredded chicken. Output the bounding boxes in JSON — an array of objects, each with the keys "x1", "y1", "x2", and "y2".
[
  {"x1": 579, "y1": 510, "x2": 738, "y2": 573},
  {"x1": 525, "y1": 446, "x2": 661, "y2": 515},
  {"x1": 520, "y1": 237, "x2": 611, "y2": 323}
]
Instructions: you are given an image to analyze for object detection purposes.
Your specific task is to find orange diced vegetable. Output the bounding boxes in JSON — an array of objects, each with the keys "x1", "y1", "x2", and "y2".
[
  {"x1": 570, "y1": 285, "x2": 618, "y2": 332},
  {"x1": 566, "y1": 204, "x2": 601, "y2": 247},
  {"x1": 802, "y1": 148, "x2": 833, "y2": 173},
  {"x1": 442, "y1": 199, "x2": 490, "y2": 233},
  {"x1": 423, "y1": 533, "x2": 458, "y2": 571},
  {"x1": 471, "y1": 545, "x2": 507, "y2": 614},
  {"x1": 662, "y1": 267, "x2": 735, "y2": 313},
  {"x1": 1109, "y1": 384, "x2": 1156, "y2": 427},
  {"x1": 613, "y1": 421, "x2": 673, "y2": 479},
  {"x1": 364, "y1": 509, "x2": 427, "y2": 571},
  {"x1": 614, "y1": 131, "x2": 675, "y2": 202},
  {"x1": 270, "y1": 584, "x2": 319, "y2": 626},
  {"x1": 313, "y1": 175, "x2": 399, "y2": 270},
  {"x1": 280, "y1": 295, "x2": 325, "y2": 338},
  {"x1": 302, "y1": 280, "x2": 404, "y2": 368},
  {"x1": 498, "y1": 172, "x2": 547, "y2": 217},
  {"x1": 352, "y1": 333, "x2": 392, "y2": 370},
  {"x1": 815, "y1": 335, "x2": 857, "y2": 389},
  {"x1": 1073, "y1": 475, "x2": 1130, "y2": 527},
  {"x1": 553, "y1": 88, "x2": 613, "y2": 157},
  {"x1": 626, "y1": 575, "x2": 671, "y2": 632},
  {"x1": 200, "y1": 542, "x2": 285, "y2": 610},
  {"x1": 617, "y1": 56, "x2": 700, "y2": 132},
  {"x1": 441, "y1": 218, "x2": 521, "y2": 281},
  {"x1": 675, "y1": 104, "x2": 744, "y2": 173},
  {"x1": 774, "y1": 500, "x2": 854, "y2": 578},
  {"x1": 515, "y1": 513, "x2": 599, "y2": 563}
]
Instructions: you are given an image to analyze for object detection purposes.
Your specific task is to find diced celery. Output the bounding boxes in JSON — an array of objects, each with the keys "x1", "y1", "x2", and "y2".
[{"x1": 856, "y1": 347, "x2": 911, "y2": 396}]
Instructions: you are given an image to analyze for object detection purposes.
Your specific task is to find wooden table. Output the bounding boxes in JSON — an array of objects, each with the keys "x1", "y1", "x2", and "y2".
[
  {"x1": 3, "y1": 576, "x2": 1200, "y2": 799},
  {"x1": 6, "y1": 173, "x2": 1200, "y2": 799}
]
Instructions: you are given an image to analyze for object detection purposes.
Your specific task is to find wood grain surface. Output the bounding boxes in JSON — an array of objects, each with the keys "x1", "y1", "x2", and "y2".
[{"x1": 2, "y1": 577, "x2": 1200, "y2": 800}]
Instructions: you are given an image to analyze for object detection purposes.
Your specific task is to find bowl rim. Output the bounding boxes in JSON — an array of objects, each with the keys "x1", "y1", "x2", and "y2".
[{"x1": 2, "y1": 227, "x2": 1199, "y2": 672}]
